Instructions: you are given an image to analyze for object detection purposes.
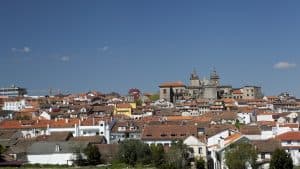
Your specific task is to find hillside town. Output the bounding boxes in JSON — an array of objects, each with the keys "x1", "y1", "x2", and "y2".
[{"x1": 0, "y1": 70, "x2": 299, "y2": 169}]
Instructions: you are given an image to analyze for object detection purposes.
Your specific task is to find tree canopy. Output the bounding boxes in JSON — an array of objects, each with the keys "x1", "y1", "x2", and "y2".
[
  {"x1": 162, "y1": 140, "x2": 192, "y2": 169},
  {"x1": 118, "y1": 139, "x2": 151, "y2": 166},
  {"x1": 225, "y1": 142, "x2": 257, "y2": 169},
  {"x1": 270, "y1": 148, "x2": 293, "y2": 169},
  {"x1": 84, "y1": 144, "x2": 101, "y2": 165}
]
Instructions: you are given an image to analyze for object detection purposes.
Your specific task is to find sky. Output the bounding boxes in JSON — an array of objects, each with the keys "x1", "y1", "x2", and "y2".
[{"x1": 0, "y1": 0, "x2": 300, "y2": 96}]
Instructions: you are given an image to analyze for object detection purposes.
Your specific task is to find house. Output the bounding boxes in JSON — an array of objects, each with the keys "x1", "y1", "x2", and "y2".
[
  {"x1": 256, "y1": 112, "x2": 275, "y2": 122},
  {"x1": 207, "y1": 132, "x2": 249, "y2": 169},
  {"x1": 183, "y1": 136, "x2": 207, "y2": 161},
  {"x1": 2, "y1": 99, "x2": 26, "y2": 111},
  {"x1": 141, "y1": 124, "x2": 198, "y2": 146},
  {"x1": 110, "y1": 120, "x2": 143, "y2": 143},
  {"x1": 159, "y1": 81, "x2": 186, "y2": 103},
  {"x1": 114, "y1": 103, "x2": 136, "y2": 117},
  {"x1": 240, "y1": 125, "x2": 262, "y2": 140},
  {"x1": 27, "y1": 141, "x2": 89, "y2": 165},
  {"x1": 251, "y1": 139, "x2": 281, "y2": 169},
  {"x1": 276, "y1": 131, "x2": 300, "y2": 166}
]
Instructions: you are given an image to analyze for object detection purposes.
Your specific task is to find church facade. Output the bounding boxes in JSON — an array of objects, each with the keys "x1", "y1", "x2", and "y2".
[{"x1": 159, "y1": 69, "x2": 263, "y2": 103}]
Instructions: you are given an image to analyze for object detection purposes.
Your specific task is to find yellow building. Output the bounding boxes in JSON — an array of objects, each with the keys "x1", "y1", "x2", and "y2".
[{"x1": 114, "y1": 103, "x2": 136, "y2": 116}]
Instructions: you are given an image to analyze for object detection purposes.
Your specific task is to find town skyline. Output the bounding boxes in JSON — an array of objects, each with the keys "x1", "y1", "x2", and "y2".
[{"x1": 1, "y1": 0, "x2": 300, "y2": 96}]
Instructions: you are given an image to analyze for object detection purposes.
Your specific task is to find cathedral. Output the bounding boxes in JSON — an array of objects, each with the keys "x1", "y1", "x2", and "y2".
[
  {"x1": 187, "y1": 69, "x2": 220, "y2": 100},
  {"x1": 159, "y1": 69, "x2": 263, "y2": 103}
]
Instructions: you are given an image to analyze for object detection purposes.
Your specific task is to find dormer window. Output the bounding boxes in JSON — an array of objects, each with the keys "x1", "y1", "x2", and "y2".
[{"x1": 55, "y1": 144, "x2": 61, "y2": 152}]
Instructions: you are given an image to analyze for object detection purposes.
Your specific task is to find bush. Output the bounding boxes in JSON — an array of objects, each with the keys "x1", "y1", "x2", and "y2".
[
  {"x1": 118, "y1": 139, "x2": 151, "y2": 166},
  {"x1": 84, "y1": 144, "x2": 101, "y2": 165}
]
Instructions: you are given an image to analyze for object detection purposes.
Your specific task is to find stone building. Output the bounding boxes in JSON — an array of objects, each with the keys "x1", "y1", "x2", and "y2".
[
  {"x1": 159, "y1": 68, "x2": 263, "y2": 102},
  {"x1": 186, "y1": 69, "x2": 220, "y2": 100},
  {"x1": 159, "y1": 81, "x2": 186, "y2": 103}
]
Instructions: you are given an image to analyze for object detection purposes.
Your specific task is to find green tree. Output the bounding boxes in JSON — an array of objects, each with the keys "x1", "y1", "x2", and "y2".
[
  {"x1": 84, "y1": 144, "x2": 101, "y2": 165},
  {"x1": 225, "y1": 142, "x2": 257, "y2": 169},
  {"x1": 150, "y1": 93, "x2": 160, "y2": 102},
  {"x1": 270, "y1": 148, "x2": 293, "y2": 169},
  {"x1": 118, "y1": 139, "x2": 151, "y2": 166},
  {"x1": 135, "y1": 99, "x2": 143, "y2": 106},
  {"x1": 195, "y1": 157, "x2": 206, "y2": 169},
  {"x1": 150, "y1": 144, "x2": 165, "y2": 167},
  {"x1": 163, "y1": 140, "x2": 191, "y2": 169}
]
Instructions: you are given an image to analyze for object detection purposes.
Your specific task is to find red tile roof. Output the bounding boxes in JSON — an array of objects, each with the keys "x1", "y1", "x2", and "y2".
[
  {"x1": 141, "y1": 124, "x2": 197, "y2": 141},
  {"x1": 276, "y1": 131, "x2": 300, "y2": 141},
  {"x1": 159, "y1": 81, "x2": 185, "y2": 88},
  {"x1": 116, "y1": 103, "x2": 131, "y2": 109}
]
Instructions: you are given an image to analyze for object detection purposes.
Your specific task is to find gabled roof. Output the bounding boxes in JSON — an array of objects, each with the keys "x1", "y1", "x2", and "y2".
[
  {"x1": 141, "y1": 124, "x2": 197, "y2": 141},
  {"x1": 251, "y1": 139, "x2": 281, "y2": 153},
  {"x1": 240, "y1": 125, "x2": 261, "y2": 135},
  {"x1": 276, "y1": 131, "x2": 300, "y2": 141},
  {"x1": 27, "y1": 141, "x2": 89, "y2": 155}
]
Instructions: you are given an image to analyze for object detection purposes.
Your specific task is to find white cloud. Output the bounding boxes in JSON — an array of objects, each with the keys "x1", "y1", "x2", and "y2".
[
  {"x1": 11, "y1": 46, "x2": 31, "y2": 53},
  {"x1": 273, "y1": 61, "x2": 296, "y2": 69},
  {"x1": 11, "y1": 48, "x2": 17, "y2": 52},
  {"x1": 99, "y1": 46, "x2": 109, "y2": 52},
  {"x1": 60, "y1": 56, "x2": 70, "y2": 62},
  {"x1": 23, "y1": 46, "x2": 31, "y2": 53}
]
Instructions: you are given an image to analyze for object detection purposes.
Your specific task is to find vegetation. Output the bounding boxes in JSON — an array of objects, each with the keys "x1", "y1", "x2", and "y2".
[
  {"x1": 161, "y1": 140, "x2": 191, "y2": 169},
  {"x1": 149, "y1": 93, "x2": 160, "y2": 102},
  {"x1": 83, "y1": 144, "x2": 101, "y2": 165},
  {"x1": 118, "y1": 139, "x2": 151, "y2": 166},
  {"x1": 150, "y1": 144, "x2": 165, "y2": 168},
  {"x1": 195, "y1": 157, "x2": 206, "y2": 169},
  {"x1": 270, "y1": 148, "x2": 293, "y2": 169},
  {"x1": 135, "y1": 99, "x2": 143, "y2": 106},
  {"x1": 225, "y1": 142, "x2": 257, "y2": 169}
]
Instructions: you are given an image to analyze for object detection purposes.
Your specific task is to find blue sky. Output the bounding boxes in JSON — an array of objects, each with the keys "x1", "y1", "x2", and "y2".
[{"x1": 0, "y1": 0, "x2": 300, "y2": 96}]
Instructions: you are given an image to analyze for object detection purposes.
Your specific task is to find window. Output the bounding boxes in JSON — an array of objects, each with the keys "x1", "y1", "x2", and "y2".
[
  {"x1": 287, "y1": 141, "x2": 292, "y2": 144},
  {"x1": 163, "y1": 89, "x2": 167, "y2": 94},
  {"x1": 198, "y1": 147, "x2": 202, "y2": 154},
  {"x1": 55, "y1": 144, "x2": 61, "y2": 152},
  {"x1": 161, "y1": 134, "x2": 167, "y2": 137},
  {"x1": 171, "y1": 133, "x2": 176, "y2": 137},
  {"x1": 261, "y1": 153, "x2": 265, "y2": 159}
]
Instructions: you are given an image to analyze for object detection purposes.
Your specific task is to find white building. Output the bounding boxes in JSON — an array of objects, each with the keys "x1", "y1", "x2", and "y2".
[
  {"x1": 183, "y1": 136, "x2": 207, "y2": 161},
  {"x1": 27, "y1": 141, "x2": 88, "y2": 165},
  {"x1": 2, "y1": 99, "x2": 26, "y2": 111},
  {"x1": 276, "y1": 131, "x2": 300, "y2": 166}
]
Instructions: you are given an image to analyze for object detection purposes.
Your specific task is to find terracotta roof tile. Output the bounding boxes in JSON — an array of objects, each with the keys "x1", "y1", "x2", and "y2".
[
  {"x1": 276, "y1": 131, "x2": 300, "y2": 141},
  {"x1": 159, "y1": 81, "x2": 185, "y2": 88}
]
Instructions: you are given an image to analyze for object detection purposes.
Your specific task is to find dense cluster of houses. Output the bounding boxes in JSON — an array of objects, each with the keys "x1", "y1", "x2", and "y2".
[{"x1": 0, "y1": 87, "x2": 300, "y2": 169}]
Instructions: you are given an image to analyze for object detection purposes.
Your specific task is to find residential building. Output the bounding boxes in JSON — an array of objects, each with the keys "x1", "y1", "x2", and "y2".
[
  {"x1": 0, "y1": 85, "x2": 27, "y2": 97},
  {"x1": 276, "y1": 131, "x2": 300, "y2": 166},
  {"x1": 183, "y1": 136, "x2": 207, "y2": 161}
]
